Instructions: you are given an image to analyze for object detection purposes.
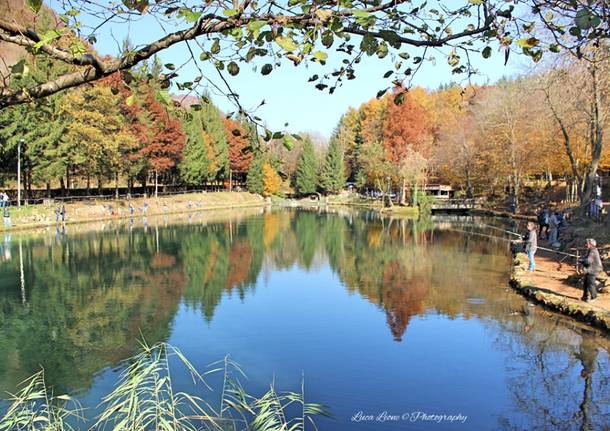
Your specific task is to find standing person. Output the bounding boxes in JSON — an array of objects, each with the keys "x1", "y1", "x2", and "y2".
[
  {"x1": 580, "y1": 238, "x2": 602, "y2": 303},
  {"x1": 0, "y1": 192, "x2": 8, "y2": 208},
  {"x1": 523, "y1": 221, "x2": 538, "y2": 272},
  {"x1": 595, "y1": 197, "x2": 603, "y2": 223},
  {"x1": 60, "y1": 205, "x2": 66, "y2": 222},
  {"x1": 3, "y1": 206, "x2": 10, "y2": 228},
  {"x1": 538, "y1": 207, "x2": 549, "y2": 239},
  {"x1": 549, "y1": 211, "x2": 560, "y2": 244}
]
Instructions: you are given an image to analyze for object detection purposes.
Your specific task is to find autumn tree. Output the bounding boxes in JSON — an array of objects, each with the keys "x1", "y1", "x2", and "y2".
[
  {"x1": 140, "y1": 91, "x2": 185, "y2": 197},
  {"x1": 383, "y1": 89, "x2": 431, "y2": 205},
  {"x1": 262, "y1": 162, "x2": 281, "y2": 197},
  {"x1": 224, "y1": 117, "x2": 253, "y2": 188},
  {"x1": 61, "y1": 84, "x2": 134, "y2": 194}
]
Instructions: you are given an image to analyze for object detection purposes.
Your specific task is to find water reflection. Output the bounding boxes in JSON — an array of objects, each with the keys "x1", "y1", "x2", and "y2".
[{"x1": 0, "y1": 209, "x2": 608, "y2": 429}]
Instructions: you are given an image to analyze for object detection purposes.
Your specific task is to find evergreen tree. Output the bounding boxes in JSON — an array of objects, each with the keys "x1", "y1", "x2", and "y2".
[
  {"x1": 199, "y1": 96, "x2": 229, "y2": 180},
  {"x1": 295, "y1": 138, "x2": 318, "y2": 195},
  {"x1": 180, "y1": 111, "x2": 210, "y2": 185},
  {"x1": 319, "y1": 138, "x2": 346, "y2": 194},
  {"x1": 246, "y1": 151, "x2": 265, "y2": 194}
]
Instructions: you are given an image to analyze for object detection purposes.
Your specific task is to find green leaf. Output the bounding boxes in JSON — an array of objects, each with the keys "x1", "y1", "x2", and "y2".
[
  {"x1": 180, "y1": 8, "x2": 202, "y2": 23},
  {"x1": 575, "y1": 9, "x2": 592, "y2": 29},
  {"x1": 468, "y1": 0, "x2": 484, "y2": 4},
  {"x1": 516, "y1": 37, "x2": 539, "y2": 49},
  {"x1": 247, "y1": 20, "x2": 267, "y2": 38},
  {"x1": 283, "y1": 135, "x2": 294, "y2": 150},
  {"x1": 321, "y1": 31, "x2": 334, "y2": 48},
  {"x1": 223, "y1": 8, "x2": 239, "y2": 17},
  {"x1": 394, "y1": 91, "x2": 405, "y2": 105},
  {"x1": 211, "y1": 39, "x2": 221, "y2": 54},
  {"x1": 27, "y1": 0, "x2": 42, "y2": 13},
  {"x1": 482, "y1": 46, "x2": 492, "y2": 59},
  {"x1": 200, "y1": 51, "x2": 210, "y2": 61},
  {"x1": 125, "y1": 94, "x2": 135, "y2": 106},
  {"x1": 164, "y1": 63, "x2": 175, "y2": 70},
  {"x1": 261, "y1": 63, "x2": 273, "y2": 75},
  {"x1": 352, "y1": 10, "x2": 370, "y2": 18},
  {"x1": 33, "y1": 29, "x2": 63, "y2": 51},
  {"x1": 313, "y1": 51, "x2": 328, "y2": 62},
  {"x1": 275, "y1": 35, "x2": 298, "y2": 52},
  {"x1": 227, "y1": 61, "x2": 240, "y2": 76}
]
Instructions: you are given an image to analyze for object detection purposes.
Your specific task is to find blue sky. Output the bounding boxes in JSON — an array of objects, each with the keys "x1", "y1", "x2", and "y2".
[{"x1": 55, "y1": 3, "x2": 527, "y2": 137}]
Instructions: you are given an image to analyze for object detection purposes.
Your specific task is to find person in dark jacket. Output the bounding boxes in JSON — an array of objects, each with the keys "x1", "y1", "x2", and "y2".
[
  {"x1": 580, "y1": 238, "x2": 603, "y2": 302},
  {"x1": 524, "y1": 221, "x2": 537, "y2": 272}
]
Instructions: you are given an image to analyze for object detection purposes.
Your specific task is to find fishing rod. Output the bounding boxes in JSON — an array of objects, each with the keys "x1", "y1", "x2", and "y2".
[{"x1": 456, "y1": 222, "x2": 579, "y2": 259}]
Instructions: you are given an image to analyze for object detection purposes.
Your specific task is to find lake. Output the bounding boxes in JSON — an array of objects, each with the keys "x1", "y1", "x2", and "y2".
[{"x1": 0, "y1": 208, "x2": 608, "y2": 430}]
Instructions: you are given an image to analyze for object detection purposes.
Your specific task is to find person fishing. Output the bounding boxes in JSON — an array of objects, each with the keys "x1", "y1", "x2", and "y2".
[
  {"x1": 523, "y1": 221, "x2": 538, "y2": 272},
  {"x1": 579, "y1": 238, "x2": 602, "y2": 303}
]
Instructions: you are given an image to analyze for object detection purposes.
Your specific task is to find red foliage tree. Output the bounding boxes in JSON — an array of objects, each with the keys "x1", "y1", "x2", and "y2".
[
  {"x1": 224, "y1": 117, "x2": 253, "y2": 174},
  {"x1": 140, "y1": 91, "x2": 185, "y2": 195},
  {"x1": 383, "y1": 91, "x2": 431, "y2": 163}
]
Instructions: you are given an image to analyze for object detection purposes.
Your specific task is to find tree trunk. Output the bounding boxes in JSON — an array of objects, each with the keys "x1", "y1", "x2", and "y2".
[
  {"x1": 115, "y1": 173, "x2": 119, "y2": 199},
  {"x1": 97, "y1": 177, "x2": 103, "y2": 195},
  {"x1": 579, "y1": 65, "x2": 604, "y2": 216},
  {"x1": 60, "y1": 177, "x2": 66, "y2": 197},
  {"x1": 155, "y1": 171, "x2": 159, "y2": 199},
  {"x1": 412, "y1": 183, "x2": 418, "y2": 206},
  {"x1": 86, "y1": 174, "x2": 91, "y2": 196},
  {"x1": 399, "y1": 178, "x2": 406, "y2": 206},
  {"x1": 465, "y1": 165, "x2": 473, "y2": 199}
]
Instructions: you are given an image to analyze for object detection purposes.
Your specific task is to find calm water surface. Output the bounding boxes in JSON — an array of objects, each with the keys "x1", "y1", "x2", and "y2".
[{"x1": 0, "y1": 209, "x2": 609, "y2": 430}]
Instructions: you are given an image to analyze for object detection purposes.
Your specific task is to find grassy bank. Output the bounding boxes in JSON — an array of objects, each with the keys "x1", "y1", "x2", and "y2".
[{"x1": 0, "y1": 192, "x2": 266, "y2": 233}]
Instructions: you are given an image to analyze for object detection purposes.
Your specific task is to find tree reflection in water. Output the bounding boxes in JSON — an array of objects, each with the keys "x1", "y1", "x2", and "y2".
[{"x1": 0, "y1": 209, "x2": 608, "y2": 429}]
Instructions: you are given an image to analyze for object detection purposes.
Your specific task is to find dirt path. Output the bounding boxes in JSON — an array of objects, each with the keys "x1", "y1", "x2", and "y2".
[
  {"x1": 526, "y1": 249, "x2": 610, "y2": 311},
  {"x1": 512, "y1": 241, "x2": 610, "y2": 331}
]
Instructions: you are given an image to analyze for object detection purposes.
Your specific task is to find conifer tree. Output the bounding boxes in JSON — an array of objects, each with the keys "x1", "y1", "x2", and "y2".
[
  {"x1": 199, "y1": 97, "x2": 229, "y2": 180},
  {"x1": 180, "y1": 111, "x2": 211, "y2": 185},
  {"x1": 295, "y1": 138, "x2": 318, "y2": 195},
  {"x1": 247, "y1": 151, "x2": 265, "y2": 195},
  {"x1": 319, "y1": 138, "x2": 346, "y2": 194}
]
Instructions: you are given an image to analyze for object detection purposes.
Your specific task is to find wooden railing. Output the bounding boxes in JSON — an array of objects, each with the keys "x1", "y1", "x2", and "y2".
[{"x1": 430, "y1": 198, "x2": 479, "y2": 210}]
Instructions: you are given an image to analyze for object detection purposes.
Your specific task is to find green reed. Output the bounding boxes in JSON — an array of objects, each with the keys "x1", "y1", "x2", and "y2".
[{"x1": 0, "y1": 341, "x2": 330, "y2": 431}]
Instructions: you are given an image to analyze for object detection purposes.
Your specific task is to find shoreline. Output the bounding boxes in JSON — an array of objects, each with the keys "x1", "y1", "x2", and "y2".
[
  {"x1": 0, "y1": 192, "x2": 267, "y2": 235},
  {"x1": 510, "y1": 252, "x2": 610, "y2": 333}
]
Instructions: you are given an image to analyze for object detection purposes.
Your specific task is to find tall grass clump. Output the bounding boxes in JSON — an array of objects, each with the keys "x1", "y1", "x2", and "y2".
[
  {"x1": 0, "y1": 370, "x2": 82, "y2": 431},
  {"x1": 0, "y1": 342, "x2": 330, "y2": 431}
]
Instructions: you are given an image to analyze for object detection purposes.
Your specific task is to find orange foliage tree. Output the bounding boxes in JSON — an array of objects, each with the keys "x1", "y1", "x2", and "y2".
[{"x1": 262, "y1": 162, "x2": 281, "y2": 196}]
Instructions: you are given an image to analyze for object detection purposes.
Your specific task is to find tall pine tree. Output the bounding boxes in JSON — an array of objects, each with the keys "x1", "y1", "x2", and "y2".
[
  {"x1": 180, "y1": 110, "x2": 211, "y2": 185},
  {"x1": 295, "y1": 138, "x2": 318, "y2": 195},
  {"x1": 199, "y1": 96, "x2": 229, "y2": 180},
  {"x1": 319, "y1": 138, "x2": 346, "y2": 194},
  {"x1": 247, "y1": 151, "x2": 265, "y2": 195}
]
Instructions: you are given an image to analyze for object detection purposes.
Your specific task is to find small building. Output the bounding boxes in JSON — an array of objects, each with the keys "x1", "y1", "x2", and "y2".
[{"x1": 423, "y1": 184, "x2": 454, "y2": 199}]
